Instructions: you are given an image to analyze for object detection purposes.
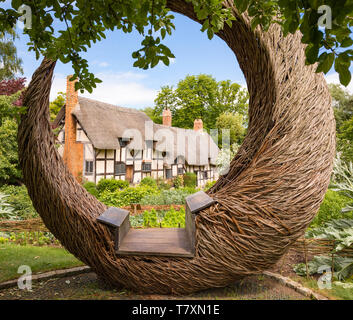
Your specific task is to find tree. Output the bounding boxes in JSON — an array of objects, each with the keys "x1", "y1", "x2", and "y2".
[
  {"x1": 141, "y1": 106, "x2": 162, "y2": 124},
  {"x1": 153, "y1": 74, "x2": 249, "y2": 130},
  {"x1": 0, "y1": 78, "x2": 26, "y2": 185},
  {"x1": 329, "y1": 83, "x2": 353, "y2": 131},
  {"x1": 0, "y1": 77, "x2": 26, "y2": 123},
  {"x1": 215, "y1": 112, "x2": 246, "y2": 147},
  {"x1": 0, "y1": 28, "x2": 23, "y2": 81},
  {"x1": 1, "y1": 1, "x2": 352, "y2": 92},
  {"x1": 49, "y1": 92, "x2": 65, "y2": 122},
  {"x1": 0, "y1": 118, "x2": 21, "y2": 185}
]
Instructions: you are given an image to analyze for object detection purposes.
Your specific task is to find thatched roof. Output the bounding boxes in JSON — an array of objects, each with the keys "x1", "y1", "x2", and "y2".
[{"x1": 70, "y1": 97, "x2": 218, "y2": 166}]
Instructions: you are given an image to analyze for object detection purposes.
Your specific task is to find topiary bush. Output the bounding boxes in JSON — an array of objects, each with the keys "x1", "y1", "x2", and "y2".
[
  {"x1": 183, "y1": 172, "x2": 197, "y2": 188},
  {"x1": 310, "y1": 189, "x2": 352, "y2": 228},
  {"x1": 96, "y1": 178, "x2": 129, "y2": 194},
  {"x1": 140, "y1": 177, "x2": 157, "y2": 188}
]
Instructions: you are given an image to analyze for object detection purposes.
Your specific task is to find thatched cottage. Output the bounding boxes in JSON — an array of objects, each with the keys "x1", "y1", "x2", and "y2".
[{"x1": 53, "y1": 76, "x2": 219, "y2": 186}]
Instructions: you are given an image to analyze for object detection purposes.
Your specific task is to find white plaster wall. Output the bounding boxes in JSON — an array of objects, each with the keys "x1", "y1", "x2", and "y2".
[
  {"x1": 106, "y1": 160, "x2": 114, "y2": 173},
  {"x1": 96, "y1": 161, "x2": 105, "y2": 174}
]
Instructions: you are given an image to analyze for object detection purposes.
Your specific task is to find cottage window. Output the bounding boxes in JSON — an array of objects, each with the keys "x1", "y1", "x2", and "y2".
[
  {"x1": 115, "y1": 162, "x2": 126, "y2": 175},
  {"x1": 165, "y1": 169, "x2": 172, "y2": 179},
  {"x1": 85, "y1": 161, "x2": 94, "y2": 175},
  {"x1": 178, "y1": 167, "x2": 184, "y2": 175},
  {"x1": 142, "y1": 162, "x2": 152, "y2": 172},
  {"x1": 204, "y1": 171, "x2": 208, "y2": 179}
]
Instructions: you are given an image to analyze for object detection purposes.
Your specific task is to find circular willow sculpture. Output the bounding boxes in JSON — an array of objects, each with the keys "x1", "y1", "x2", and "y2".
[{"x1": 18, "y1": 0, "x2": 335, "y2": 294}]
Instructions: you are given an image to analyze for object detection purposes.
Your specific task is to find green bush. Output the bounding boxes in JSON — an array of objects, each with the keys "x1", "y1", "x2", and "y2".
[
  {"x1": 96, "y1": 178, "x2": 129, "y2": 194},
  {"x1": 98, "y1": 185, "x2": 158, "y2": 207},
  {"x1": 140, "y1": 177, "x2": 157, "y2": 188},
  {"x1": 140, "y1": 188, "x2": 196, "y2": 205},
  {"x1": 0, "y1": 185, "x2": 37, "y2": 220},
  {"x1": 130, "y1": 207, "x2": 186, "y2": 228},
  {"x1": 183, "y1": 172, "x2": 197, "y2": 188},
  {"x1": 161, "y1": 207, "x2": 185, "y2": 228},
  {"x1": 143, "y1": 208, "x2": 159, "y2": 227},
  {"x1": 0, "y1": 193, "x2": 17, "y2": 220},
  {"x1": 156, "y1": 177, "x2": 172, "y2": 190},
  {"x1": 204, "y1": 180, "x2": 217, "y2": 191},
  {"x1": 173, "y1": 176, "x2": 183, "y2": 189},
  {"x1": 310, "y1": 190, "x2": 352, "y2": 228},
  {"x1": 83, "y1": 182, "x2": 99, "y2": 197}
]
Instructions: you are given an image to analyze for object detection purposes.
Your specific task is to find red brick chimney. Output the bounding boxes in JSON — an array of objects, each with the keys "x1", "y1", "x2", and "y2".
[
  {"x1": 162, "y1": 108, "x2": 172, "y2": 127},
  {"x1": 194, "y1": 119, "x2": 203, "y2": 132},
  {"x1": 63, "y1": 75, "x2": 84, "y2": 182}
]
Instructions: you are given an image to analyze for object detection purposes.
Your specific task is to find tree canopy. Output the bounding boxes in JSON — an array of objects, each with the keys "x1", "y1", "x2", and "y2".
[
  {"x1": 329, "y1": 83, "x2": 353, "y2": 131},
  {"x1": 0, "y1": 77, "x2": 25, "y2": 185},
  {"x1": 49, "y1": 91, "x2": 65, "y2": 122},
  {"x1": 0, "y1": 28, "x2": 23, "y2": 81},
  {"x1": 1, "y1": 0, "x2": 353, "y2": 92},
  {"x1": 153, "y1": 74, "x2": 248, "y2": 130}
]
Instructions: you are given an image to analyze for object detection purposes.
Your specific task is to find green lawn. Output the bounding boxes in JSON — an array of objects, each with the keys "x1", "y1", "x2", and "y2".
[
  {"x1": 294, "y1": 276, "x2": 353, "y2": 300},
  {"x1": 0, "y1": 244, "x2": 84, "y2": 282}
]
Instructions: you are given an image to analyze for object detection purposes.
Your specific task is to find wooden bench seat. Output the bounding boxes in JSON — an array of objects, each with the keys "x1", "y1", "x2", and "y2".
[
  {"x1": 117, "y1": 228, "x2": 193, "y2": 257},
  {"x1": 97, "y1": 191, "x2": 215, "y2": 258}
]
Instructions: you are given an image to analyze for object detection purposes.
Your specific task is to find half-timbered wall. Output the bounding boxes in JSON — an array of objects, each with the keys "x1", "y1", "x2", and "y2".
[{"x1": 75, "y1": 126, "x2": 218, "y2": 186}]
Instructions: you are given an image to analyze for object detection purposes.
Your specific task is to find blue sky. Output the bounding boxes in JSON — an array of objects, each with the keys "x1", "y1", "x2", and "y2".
[
  {"x1": 8, "y1": 4, "x2": 351, "y2": 109},
  {"x1": 14, "y1": 12, "x2": 248, "y2": 109}
]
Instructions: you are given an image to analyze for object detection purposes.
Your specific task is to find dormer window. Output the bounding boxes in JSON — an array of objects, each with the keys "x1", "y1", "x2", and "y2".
[{"x1": 119, "y1": 138, "x2": 129, "y2": 148}]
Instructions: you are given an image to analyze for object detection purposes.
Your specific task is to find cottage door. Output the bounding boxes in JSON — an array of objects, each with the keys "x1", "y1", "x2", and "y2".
[{"x1": 126, "y1": 165, "x2": 133, "y2": 183}]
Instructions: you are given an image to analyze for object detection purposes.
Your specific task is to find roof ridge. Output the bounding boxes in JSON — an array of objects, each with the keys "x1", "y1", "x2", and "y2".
[{"x1": 78, "y1": 96, "x2": 144, "y2": 114}]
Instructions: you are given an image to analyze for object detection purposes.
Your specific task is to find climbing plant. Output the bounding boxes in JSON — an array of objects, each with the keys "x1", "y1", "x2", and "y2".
[{"x1": 1, "y1": 0, "x2": 352, "y2": 91}]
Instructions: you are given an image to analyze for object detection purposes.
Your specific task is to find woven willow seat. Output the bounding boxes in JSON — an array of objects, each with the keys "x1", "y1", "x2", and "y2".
[{"x1": 18, "y1": 0, "x2": 335, "y2": 294}]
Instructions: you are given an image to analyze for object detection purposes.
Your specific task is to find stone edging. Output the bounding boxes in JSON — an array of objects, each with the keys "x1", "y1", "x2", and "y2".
[
  {"x1": 263, "y1": 271, "x2": 329, "y2": 300},
  {"x1": 0, "y1": 266, "x2": 91, "y2": 290}
]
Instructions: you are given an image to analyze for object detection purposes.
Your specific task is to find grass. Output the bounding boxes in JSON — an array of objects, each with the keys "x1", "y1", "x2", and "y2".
[
  {"x1": 293, "y1": 275, "x2": 353, "y2": 300},
  {"x1": 0, "y1": 243, "x2": 84, "y2": 283}
]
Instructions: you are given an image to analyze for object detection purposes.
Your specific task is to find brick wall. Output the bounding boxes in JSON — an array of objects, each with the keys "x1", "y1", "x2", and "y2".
[{"x1": 63, "y1": 76, "x2": 84, "y2": 182}]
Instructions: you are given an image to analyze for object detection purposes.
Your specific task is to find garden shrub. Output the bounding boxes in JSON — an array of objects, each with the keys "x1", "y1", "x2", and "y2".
[
  {"x1": 140, "y1": 188, "x2": 196, "y2": 205},
  {"x1": 156, "y1": 177, "x2": 172, "y2": 190},
  {"x1": 0, "y1": 185, "x2": 37, "y2": 220},
  {"x1": 83, "y1": 182, "x2": 99, "y2": 197},
  {"x1": 173, "y1": 176, "x2": 183, "y2": 189},
  {"x1": 0, "y1": 193, "x2": 17, "y2": 220},
  {"x1": 183, "y1": 172, "x2": 197, "y2": 188},
  {"x1": 161, "y1": 207, "x2": 185, "y2": 228},
  {"x1": 204, "y1": 180, "x2": 217, "y2": 191},
  {"x1": 143, "y1": 209, "x2": 158, "y2": 227},
  {"x1": 96, "y1": 178, "x2": 129, "y2": 194},
  {"x1": 310, "y1": 190, "x2": 352, "y2": 228},
  {"x1": 130, "y1": 207, "x2": 186, "y2": 228},
  {"x1": 98, "y1": 185, "x2": 158, "y2": 207},
  {"x1": 140, "y1": 177, "x2": 157, "y2": 188}
]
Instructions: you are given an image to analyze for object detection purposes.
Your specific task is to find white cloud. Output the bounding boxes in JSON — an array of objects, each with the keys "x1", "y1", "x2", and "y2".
[
  {"x1": 91, "y1": 61, "x2": 110, "y2": 68},
  {"x1": 325, "y1": 73, "x2": 353, "y2": 94},
  {"x1": 50, "y1": 71, "x2": 158, "y2": 109},
  {"x1": 98, "y1": 62, "x2": 110, "y2": 68}
]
